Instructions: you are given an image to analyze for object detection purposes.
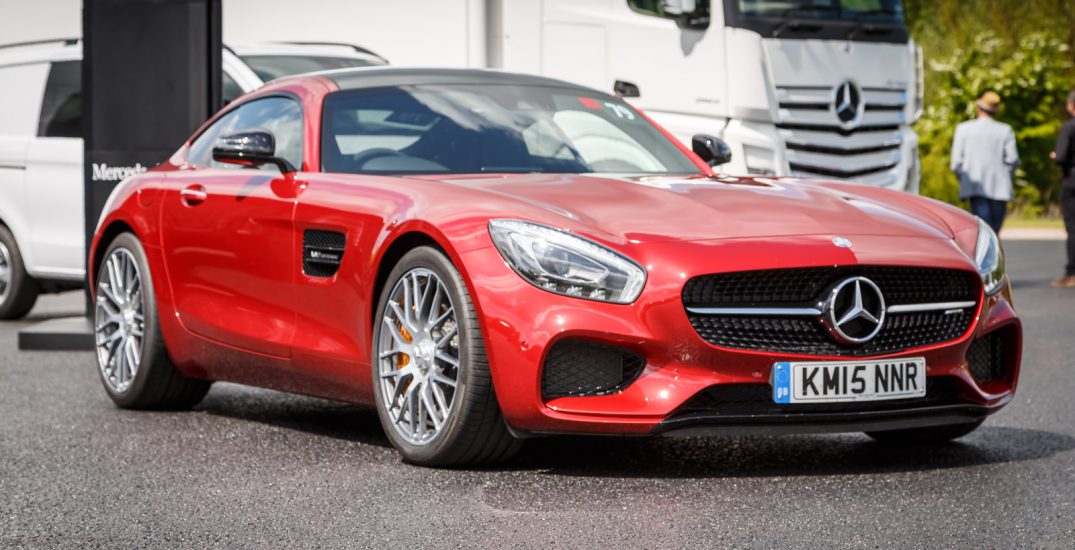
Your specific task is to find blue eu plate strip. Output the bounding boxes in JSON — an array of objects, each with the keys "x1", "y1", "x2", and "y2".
[{"x1": 773, "y1": 362, "x2": 791, "y2": 404}]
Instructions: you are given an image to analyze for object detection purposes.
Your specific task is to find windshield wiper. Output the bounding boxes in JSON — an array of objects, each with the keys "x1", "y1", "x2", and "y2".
[
  {"x1": 847, "y1": 8, "x2": 899, "y2": 17},
  {"x1": 771, "y1": 7, "x2": 836, "y2": 37},
  {"x1": 845, "y1": 9, "x2": 900, "y2": 39}
]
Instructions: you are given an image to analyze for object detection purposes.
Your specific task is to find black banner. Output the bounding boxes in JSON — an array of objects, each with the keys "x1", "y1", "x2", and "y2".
[{"x1": 82, "y1": 0, "x2": 221, "y2": 299}]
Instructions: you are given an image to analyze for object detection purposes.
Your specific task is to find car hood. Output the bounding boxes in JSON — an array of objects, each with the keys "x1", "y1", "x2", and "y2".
[{"x1": 422, "y1": 173, "x2": 954, "y2": 245}]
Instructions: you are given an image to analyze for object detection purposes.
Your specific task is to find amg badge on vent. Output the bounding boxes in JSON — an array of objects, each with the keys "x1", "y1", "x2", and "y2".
[{"x1": 303, "y1": 230, "x2": 346, "y2": 277}]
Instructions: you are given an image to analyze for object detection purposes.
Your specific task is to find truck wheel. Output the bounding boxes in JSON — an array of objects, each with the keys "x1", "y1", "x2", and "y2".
[
  {"x1": 94, "y1": 232, "x2": 211, "y2": 409},
  {"x1": 0, "y1": 225, "x2": 40, "y2": 320},
  {"x1": 372, "y1": 246, "x2": 521, "y2": 467},
  {"x1": 866, "y1": 419, "x2": 984, "y2": 444}
]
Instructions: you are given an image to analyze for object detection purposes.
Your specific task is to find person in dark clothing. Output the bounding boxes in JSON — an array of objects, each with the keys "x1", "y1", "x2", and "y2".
[{"x1": 1051, "y1": 90, "x2": 1075, "y2": 288}]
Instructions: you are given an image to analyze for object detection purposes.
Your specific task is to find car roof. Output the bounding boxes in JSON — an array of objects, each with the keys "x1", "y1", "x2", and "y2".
[
  {"x1": 315, "y1": 67, "x2": 607, "y2": 96},
  {"x1": 227, "y1": 41, "x2": 387, "y2": 64},
  {"x1": 0, "y1": 38, "x2": 79, "y2": 66},
  {"x1": 0, "y1": 38, "x2": 388, "y2": 66}
]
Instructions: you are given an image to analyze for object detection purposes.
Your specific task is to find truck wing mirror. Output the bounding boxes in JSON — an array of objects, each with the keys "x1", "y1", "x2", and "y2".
[
  {"x1": 614, "y1": 80, "x2": 641, "y2": 98},
  {"x1": 626, "y1": 0, "x2": 710, "y2": 30}
]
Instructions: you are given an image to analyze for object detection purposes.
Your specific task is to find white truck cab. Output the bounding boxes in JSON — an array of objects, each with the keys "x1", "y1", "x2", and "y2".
[
  {"x1": 487, "y1": 0, "x2": 922, "y2": 191},
  {"x1": 0, "y1": 38, "x2": 386, "y2": 318}
]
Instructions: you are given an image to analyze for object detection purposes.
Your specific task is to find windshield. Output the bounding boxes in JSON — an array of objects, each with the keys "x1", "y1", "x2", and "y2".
[
  {"x1": 241, "y1": 55, "x2": 385, "y2": 82},
  {"x1": 321, "y1": 84, "x2": 701, "y2": 176},
  {"x1": 736, "y1": 0, "x2": 904, "y2": 23}
]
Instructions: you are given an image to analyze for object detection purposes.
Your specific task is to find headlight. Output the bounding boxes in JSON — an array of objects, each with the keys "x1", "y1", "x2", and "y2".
[
  {"x1": 974, "y1": 218, "x2": 1006, "y2": 295},
  {"x1": 488, "y1": 219, "x2": 646, "y2": 304}
]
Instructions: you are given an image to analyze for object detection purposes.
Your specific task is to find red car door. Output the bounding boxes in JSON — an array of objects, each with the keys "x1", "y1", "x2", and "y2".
[{"x1": 159, "y1": 97, "x2": 305, "y2": 358}]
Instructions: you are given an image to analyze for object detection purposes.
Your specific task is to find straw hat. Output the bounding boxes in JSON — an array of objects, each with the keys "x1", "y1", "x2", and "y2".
[{"x1": 976, "y1": 91, "x2": 1001, "y2": 114}]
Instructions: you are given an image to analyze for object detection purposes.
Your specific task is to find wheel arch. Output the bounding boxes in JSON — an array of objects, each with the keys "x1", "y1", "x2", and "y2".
[
  {"x1": 90, "y1": 220, "x2": 137, "y2": 290},
  {"x1": 0, "y1": 208, "x2": 34, "y2": 274},
  {"x1": 370, "y1": 230, "x2": 448, "y2": 328}
]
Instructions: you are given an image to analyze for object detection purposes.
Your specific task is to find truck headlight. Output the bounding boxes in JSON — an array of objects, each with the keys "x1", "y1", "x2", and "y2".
[
  {"x1": 488, "y1": 219, "x2": 646, "y2": 304},
  {"x1": 974, "y1": 218, "x2": 1006, "y2": 295}
]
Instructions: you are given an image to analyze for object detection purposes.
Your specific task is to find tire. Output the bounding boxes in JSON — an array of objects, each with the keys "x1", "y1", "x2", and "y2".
[
  {"x1": 0, "y1": 225, "x2": 40, "y2": 320},
  {"x1": 865, "y1": 419, "x2": 984, "y2": 444},
  {"x1": 94, "y1": 232, "x2": 210, "y2": 409},
  {"x1": 371, "y1": 246, "x2": 521, "y2": 467}
]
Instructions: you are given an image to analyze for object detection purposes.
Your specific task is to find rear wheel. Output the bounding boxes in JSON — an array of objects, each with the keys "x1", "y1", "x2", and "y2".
[
  {"x1": 94, "y1": 233, "x2": 210, "y2": 409},
  {"x1": 0, "y1": 225, "x2": 40, "y2": 320},
  {"x1": 866, "y1": 419, "x2": 984, "y2": 444},
  {"x1": 372, "y1": 246, "x2": 520, "y2": 467}
]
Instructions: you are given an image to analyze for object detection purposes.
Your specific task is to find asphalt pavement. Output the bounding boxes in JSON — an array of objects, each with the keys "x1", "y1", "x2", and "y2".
[{"x1": 1, "y1": 239, "x2": 1072, "y2": 548}]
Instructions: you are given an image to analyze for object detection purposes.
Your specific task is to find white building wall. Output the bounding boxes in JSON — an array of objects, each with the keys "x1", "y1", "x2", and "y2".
[
  {"x1": 0, "y1": 0, "x2": 480, "y2": 67},
  {"x1": 222, "y1": 0, "x2": 479, "y2": 67},
  {"x1": 0, "y1": 0, "x2": 81, "y2": 44}
]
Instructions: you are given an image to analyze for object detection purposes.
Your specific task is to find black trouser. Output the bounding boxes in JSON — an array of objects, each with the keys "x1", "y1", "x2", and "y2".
[{"x1": 1064, "y1": 184, "x2": 1075, "y2": 276}]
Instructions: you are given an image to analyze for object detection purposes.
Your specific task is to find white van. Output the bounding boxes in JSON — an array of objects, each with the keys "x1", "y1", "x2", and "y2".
[{"x1": 0, "y1": 39, "x2": 386, "y2": 318}]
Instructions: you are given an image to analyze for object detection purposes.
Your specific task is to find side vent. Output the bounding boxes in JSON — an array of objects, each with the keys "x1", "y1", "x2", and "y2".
[{"x1": 303, "y1": 230, "x2": 346, "y2": 278}]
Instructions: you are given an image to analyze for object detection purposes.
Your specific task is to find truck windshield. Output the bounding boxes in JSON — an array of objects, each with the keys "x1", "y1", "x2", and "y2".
[
  {"x1": 321, "y1": 84, "x2": 702, "y2": 176},
  {"x1": 736, "y1": 0, "x2": 903, "y2": 23}
]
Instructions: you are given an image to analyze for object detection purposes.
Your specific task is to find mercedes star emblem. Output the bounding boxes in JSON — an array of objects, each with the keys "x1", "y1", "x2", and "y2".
[
  {"x1": 832, "y1": 236, "x2": 853, "y2": 248},
  {"x1": 824, "y1": 276, "x2": 885, "y2": 345},
  {"x1": 833, "y1": 80, "x2": 863, "y2": 128}
]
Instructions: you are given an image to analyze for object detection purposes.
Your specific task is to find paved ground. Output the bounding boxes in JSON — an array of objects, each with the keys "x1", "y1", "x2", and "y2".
[{"x1": 1, "y1": 240, "x2": 1073, "y2": 548}]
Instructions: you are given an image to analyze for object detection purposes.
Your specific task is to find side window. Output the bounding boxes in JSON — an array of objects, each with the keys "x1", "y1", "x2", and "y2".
[
  {"x1": 38, "y1": 60, "x2": 81, "y2": 138},
  {"x1": 186, "y1": 96, "x2": 304, "y2": 170}
]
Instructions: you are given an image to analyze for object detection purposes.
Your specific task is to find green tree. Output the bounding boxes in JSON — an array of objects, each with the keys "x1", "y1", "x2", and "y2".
[{"x1": 905, "y1": 0, "x2": 1075, "y2": 215}]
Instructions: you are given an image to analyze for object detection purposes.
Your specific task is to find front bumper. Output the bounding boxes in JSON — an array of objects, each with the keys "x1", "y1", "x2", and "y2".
[{"x1": 461, "y1": 234, "x2": 1021, "y2": 437}]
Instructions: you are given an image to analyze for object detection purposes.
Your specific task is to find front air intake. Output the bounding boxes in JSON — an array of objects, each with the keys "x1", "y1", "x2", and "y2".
[
  {"x1": 541, "y1": 341, "x2": 645, "y2": 399},
  {"x1": 966, "y1": 327, "x2": 1014, "y2": 384}
]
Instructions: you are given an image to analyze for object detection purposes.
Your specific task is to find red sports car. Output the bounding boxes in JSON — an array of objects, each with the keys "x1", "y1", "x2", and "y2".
[{"x1": 90, "y1": 68, "x2": 1020, "y2": 466}]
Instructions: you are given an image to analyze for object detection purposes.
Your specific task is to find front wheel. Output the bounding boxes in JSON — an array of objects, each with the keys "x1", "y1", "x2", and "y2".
[
  {"x1": 865, "y1": 419, "x2": 984, "y2": 444},
  {"x1": 94, "y1": 233, "x2": 210, "y2": 409},
  {"x1": 372, "y1": 246, "x2": 520, "y2": 467}
]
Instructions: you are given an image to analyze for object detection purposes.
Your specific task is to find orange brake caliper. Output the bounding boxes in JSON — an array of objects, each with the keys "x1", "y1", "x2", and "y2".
[{"x1": 398, "y1": 324, "x2": 412, "y2": 369}]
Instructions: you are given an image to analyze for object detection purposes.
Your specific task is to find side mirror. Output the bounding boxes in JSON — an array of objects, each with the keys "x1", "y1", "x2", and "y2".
[
  {"x1": 692, "y1": 134, "x2": 732, "y2": 167},
  {"x1": 626, "y1": 0, "x2": 710, "y2": 30},
  {"x1": 212, "y1": 130, "x2": 295, "y2": 173}
]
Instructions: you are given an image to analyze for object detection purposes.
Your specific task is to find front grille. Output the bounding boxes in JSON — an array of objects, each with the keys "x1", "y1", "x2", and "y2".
[
  {"x1": 689, "y1": 310, "x2": 973, "y2": 357},
  {"x1": 541, "y1": 341, "x2": 645, "y2": 399},
  {"x1": 967, "y1": 328, "x2": 1012, "y2": 383},
  {"x1": 683, "y1": 266, "x2": 978, "y2": 307},
  {"x1": 674, "y1": 377, "x2": 965, "y2": 416},
  {"x1": 775, "y1": 84, "x2": 905, "y2": 185},
  {"x1": 684, "y1": 266, "x2": 980, "y2": 357}
]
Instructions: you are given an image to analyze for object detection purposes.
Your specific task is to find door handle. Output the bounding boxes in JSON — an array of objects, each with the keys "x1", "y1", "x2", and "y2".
[{"x1": 180, "y1": 185, "x2": 207, "y2": 206}]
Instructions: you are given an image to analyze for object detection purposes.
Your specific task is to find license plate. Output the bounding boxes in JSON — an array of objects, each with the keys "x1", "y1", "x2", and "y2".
[{"x1": 772, "y1": 358, "x2": 926, "y2": 404}]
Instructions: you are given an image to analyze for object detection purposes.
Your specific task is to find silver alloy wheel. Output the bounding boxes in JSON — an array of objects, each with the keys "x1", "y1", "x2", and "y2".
[
  {"x1": 95, "y1": 248, "x2": 146, "y2": 393},
  {"x1": 377, "y1": 268, "x2": 460, "y2": 445},
  {"x1": 0, "y1": 241, "x2": 11, "y2": 302}
]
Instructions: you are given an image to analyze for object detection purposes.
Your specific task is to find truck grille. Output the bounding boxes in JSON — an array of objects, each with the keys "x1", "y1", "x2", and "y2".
[
  {"x1": 775, "y1": 84, "x2": 906, "y2": 186},
  {"x1": 683, "y1": 266, "x2": 980, "y2": 357}
]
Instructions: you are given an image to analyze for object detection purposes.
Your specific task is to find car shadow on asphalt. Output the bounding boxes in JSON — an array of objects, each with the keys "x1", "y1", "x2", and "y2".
[
  {"x1": 187, "y1": 384, "x2": 1072, "y2": 475},
  {"x1": 195, "y1": 384, "x2": 392, "y2": 449},
  {"x1": 503, "y1": 426, "x2": 1075, "y2": 478}
]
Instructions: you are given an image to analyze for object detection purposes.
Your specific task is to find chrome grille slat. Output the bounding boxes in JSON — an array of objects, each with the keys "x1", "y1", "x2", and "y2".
[{"x1": 775, "y1": 84, "x2": 907, "y2": 180}]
